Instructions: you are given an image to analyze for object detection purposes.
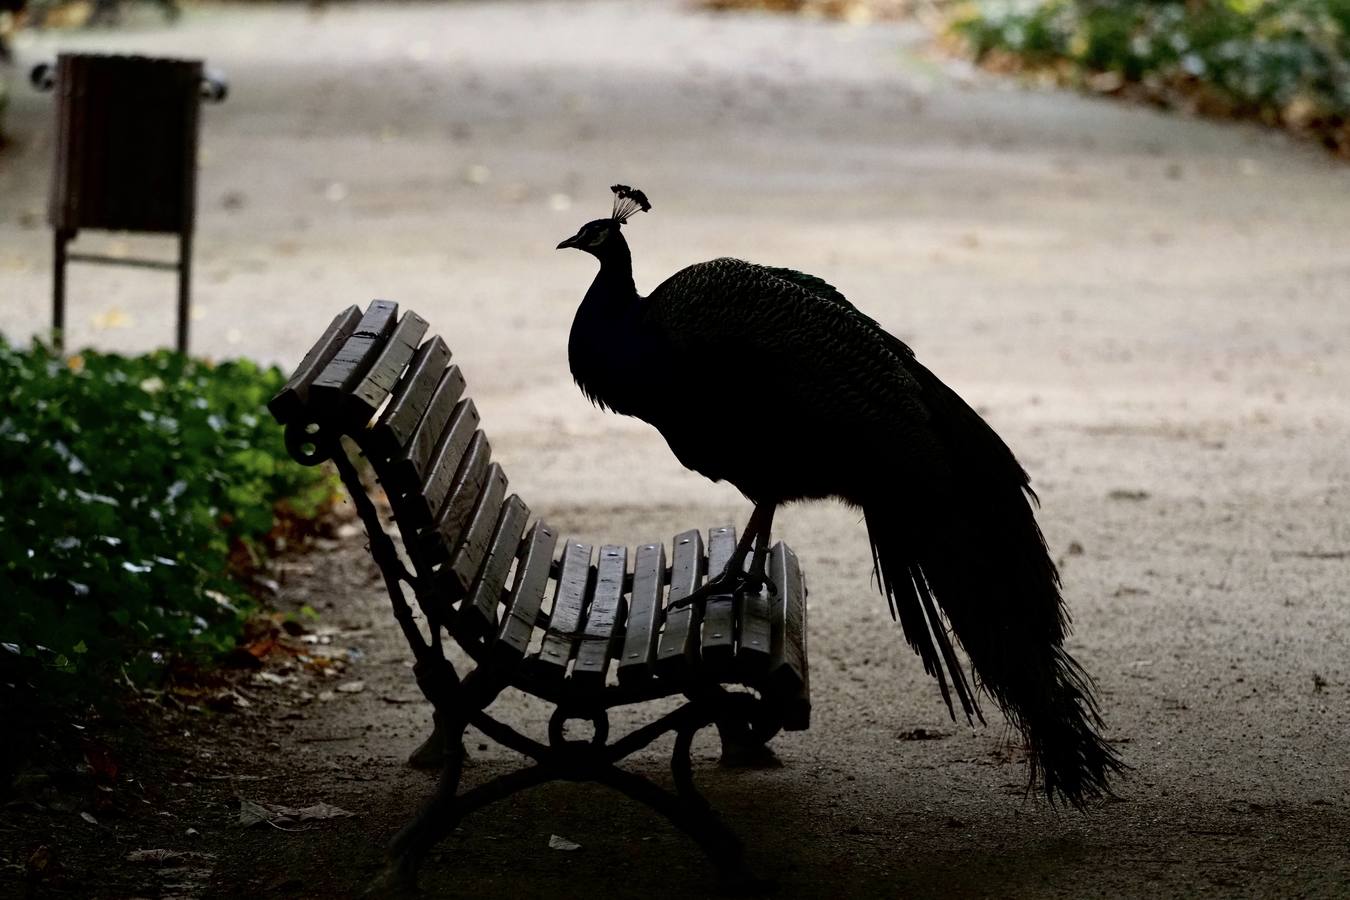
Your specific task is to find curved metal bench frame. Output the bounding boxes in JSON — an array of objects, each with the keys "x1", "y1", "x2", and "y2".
[{"x1": 269, "y1": 301, "x2": 810, "y2": 889}]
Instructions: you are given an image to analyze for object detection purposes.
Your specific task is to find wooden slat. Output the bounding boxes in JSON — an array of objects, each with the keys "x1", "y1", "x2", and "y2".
[
  {"x1": 366, "y1": 336, "x2": 451, "y2": 463},
  {"x1": 308, "y1": 300, "x2": 400, "y2": 416},
  {"x1": 460, "y1": 494, "x2": 530, "y2": 640},
  {"x1": 267, "y1": 305, "x2": 362, "y2": 424},
  {"x1": 737, "y1": 585, "x2": 774, "y2": 678},
  {"x1": 655, "y1": 529, "x2": 705, "y2": 678},
  {"x1": 399, "y1": 398, "x2": 478, "y2": 531},
  {"x1": 700, "y1": 525, "x2": 738, "y2": 671},
  {"x1": 386, "y1": 365, "x2": 466, "y2": 494},
  {"x1": 572, "y1": 545, "x2": 627, "y2": 685},
  {"x1": 534, "y1": 541, "x2": 593, "y2": 679},
  {"x1": 495, "y1": 522, "x2": 560, "y2": 665},
  {"x1": 766, "y1": 542, "x2": 810, "y2": 730},
  {"x1": 616, "y1": 542, "x2": 665, "y2": 683},
  {"x1": 342, "y1": 311, "x2": 429, "y2": 430},
  {"x1": 419, "y1": 431, "x2": 492, "y2": 569},
  {"x1": 446, "y1": 462, "x2": 507, "y2": 594}
]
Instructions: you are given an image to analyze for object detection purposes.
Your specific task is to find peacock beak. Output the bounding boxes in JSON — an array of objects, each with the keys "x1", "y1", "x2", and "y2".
[{"x1": 556, "y1": 233, "x2": 582, "y2": 250}]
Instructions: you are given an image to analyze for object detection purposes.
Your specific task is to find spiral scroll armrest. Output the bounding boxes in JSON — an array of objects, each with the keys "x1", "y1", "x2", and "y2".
[
  {"x1": 200, "y1": 68, "x2": 229, "y2": 103},
  {"x1": 30, "y1": 63, "x2": 55, "y2": 91},
  {"x1": 283, "y1": 419, "x2": 335, "y2": 467}
]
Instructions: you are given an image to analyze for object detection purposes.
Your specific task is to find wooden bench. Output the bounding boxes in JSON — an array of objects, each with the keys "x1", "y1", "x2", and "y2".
[{"x1": 269, "y1": 301, "x2": 810, "y2": 890}]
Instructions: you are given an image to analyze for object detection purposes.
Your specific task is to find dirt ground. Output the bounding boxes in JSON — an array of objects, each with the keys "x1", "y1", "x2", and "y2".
[{"x1": 2, "y1": 1, "x2": 1350, "y2": 898}]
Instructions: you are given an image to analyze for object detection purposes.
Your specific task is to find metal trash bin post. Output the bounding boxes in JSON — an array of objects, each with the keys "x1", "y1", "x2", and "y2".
[{"x1": 31, "y1": 54, "x2": 228, "y2": 354}]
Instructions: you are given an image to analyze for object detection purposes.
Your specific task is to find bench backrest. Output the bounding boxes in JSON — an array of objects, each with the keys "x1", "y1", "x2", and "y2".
[{"x1": 268, "y1": 302, "x2": 522, "y2": 634}]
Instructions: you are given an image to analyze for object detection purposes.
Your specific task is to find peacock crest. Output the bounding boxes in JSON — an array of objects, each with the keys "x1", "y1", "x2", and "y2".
[{"x1": 610, "y1": 184, "x2": 652, "y2": 224}]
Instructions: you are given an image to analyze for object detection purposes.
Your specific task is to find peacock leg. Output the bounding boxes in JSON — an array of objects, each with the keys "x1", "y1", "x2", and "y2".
[
  {"x1": 668, "y1": 503, "x2": 777, "y2": 611},
  {"x1": 742, "y1": 503, "x2": 777, "y2": 591}
]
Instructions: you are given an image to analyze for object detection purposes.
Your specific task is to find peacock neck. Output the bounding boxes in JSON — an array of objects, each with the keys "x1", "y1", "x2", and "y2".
[
  {"x1": 569, "y1": 242, "x2": 654, "y2": 416},
  {"x1": 586, "y1": 243, "x2": 638, "y2": 308}
]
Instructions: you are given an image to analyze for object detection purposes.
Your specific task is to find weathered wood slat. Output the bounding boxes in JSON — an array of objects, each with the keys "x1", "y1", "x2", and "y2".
[
  {"x1": 655, "y1": 529, "x2": 705, "y2": 678},
  {"x1": 766, "y1": 542, "x2": 810, "y2": 730},
  {"x1": 399, "y1": 398, "x2": 478, "y2": 531},
  {"x1": 616, "y1": 542, "x2": 665, "y2": 683},
  {"x1": 459, "y1": 494, "x2": 529, "y2": 641},
  {"x1": 534, "y1": 540, "x2": 593, "y2": 679},
  {"x1": 365, "y1": 336, "x2": 450, "y2": 464},
  {"x1": 737, "y1": 584, "x2": 774, "y2": 678},
  {"x1": 342, "y1": 311, "x2": 429, "y2": 430},
  {"x1": 267, "y1": 305, "x2": 362, "y2": 424},
  {"x1": 700, "y1": 525, "x2": 738, "y2": 671},
  {"x1": 445, "y1": 462, "x2": 507, "y2": 594},
  {"x1": 308, "y1": 300, "x2": 399, "y2": 416},
  {"x1": 386, "y1": 365, "x2": 466, "y2": 495},
  {"x1": 572, "y1": 545, "x2": 627, "y2": 685},
  {"x1": 419, "y1": 430, "x2": 491, "y2": 570},
  {"x1": 495, "y1": 522, "x2": 559, "y2": 665}
]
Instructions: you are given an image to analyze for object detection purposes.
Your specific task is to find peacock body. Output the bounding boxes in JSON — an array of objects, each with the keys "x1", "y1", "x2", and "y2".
[{"x1": 560, "y1": 186, "x2": 1122, "y2": 807}]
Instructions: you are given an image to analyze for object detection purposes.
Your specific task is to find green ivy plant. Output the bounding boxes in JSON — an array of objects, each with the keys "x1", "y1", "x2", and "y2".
[{"x1": 0, "y1": 340, "x2": 335, "y2": 690}]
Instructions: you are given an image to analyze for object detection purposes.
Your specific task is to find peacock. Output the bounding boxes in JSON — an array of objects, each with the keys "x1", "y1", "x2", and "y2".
[{"x1": 559, "y1": 184, "x2": 1122, "y2": 806}]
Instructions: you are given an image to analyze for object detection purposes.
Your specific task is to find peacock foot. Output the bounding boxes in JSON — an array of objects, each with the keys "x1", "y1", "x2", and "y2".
[{"x1": 667, "y1": 567, "x2": 771, "y2": 613}]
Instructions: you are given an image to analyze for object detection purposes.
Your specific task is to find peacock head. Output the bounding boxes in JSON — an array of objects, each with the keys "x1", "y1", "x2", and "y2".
[{"x1": 556, "y1": 184, "x2": 651, "y2": 257}]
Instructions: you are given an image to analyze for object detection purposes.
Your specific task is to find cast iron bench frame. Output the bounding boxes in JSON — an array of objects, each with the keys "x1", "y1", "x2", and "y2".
[{"x1": 269, "y1": 301, "x2": 810, "y2": 889}]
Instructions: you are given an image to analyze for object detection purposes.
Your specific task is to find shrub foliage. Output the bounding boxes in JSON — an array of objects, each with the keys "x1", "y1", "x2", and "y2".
[
  {"x1": 951, "y1": 0, "x2": 1350, "y2": 155},
  {"x1": 0, "y1": 341, "x2": 333, "y2": 686}
]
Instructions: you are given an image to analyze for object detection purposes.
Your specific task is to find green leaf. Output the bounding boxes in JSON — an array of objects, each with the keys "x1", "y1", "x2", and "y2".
[{"x1": 0, "y1": 337, "x2": 331, "y2": 696}]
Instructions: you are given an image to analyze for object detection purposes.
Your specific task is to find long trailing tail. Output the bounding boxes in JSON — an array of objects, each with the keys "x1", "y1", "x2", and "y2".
[{"x1": 862, "y1": 363, "x2": 1124, "y2": 808}]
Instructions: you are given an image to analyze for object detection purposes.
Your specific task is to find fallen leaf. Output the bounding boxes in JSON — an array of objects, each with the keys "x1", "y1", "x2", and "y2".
[
  {"x1": 80, "y1": 811, "x2": 98, "y2": 825},
  {"x1": 549, "y1": 834, "x2": 581, "y2": 851},
  {"x1": 237, "y1": 797, "x2": 273, "y2": 828},
  {"x1": 126, "y1": 849, "x2": 185, "y2": 865},
  {"x1": 1087, "y1": 70, "x2": 1124, "y2": 93},
  {"x1": 82, "y1": 741, "x2": 119, "y2": 782},
  {"x1": 897, "y1": 728, "x2": 948, "y2": 741},
  {"x1": 292, "y1": 802, "x2": 353, "y2": 821},
  {"x1": 1107, "y1": 489, "x2": 1149, "y2": 501},
  {"x1": 238, "y1": 797, "x2": 354, "y2": 828},
  {"x1": 335, "y1": 681, "x2": 365, "y2": 694},
  {"x1": 91, "y1": 308, "x2": 131, "y2": 330},
  {"x1": 26, "y1": 845, "x2": 53, "y2": 877}
]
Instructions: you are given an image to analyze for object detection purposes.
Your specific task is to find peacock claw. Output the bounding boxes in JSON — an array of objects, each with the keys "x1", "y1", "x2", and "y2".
[{"x1": 667, "y1": 569, "x2": 773, "y2": 612}]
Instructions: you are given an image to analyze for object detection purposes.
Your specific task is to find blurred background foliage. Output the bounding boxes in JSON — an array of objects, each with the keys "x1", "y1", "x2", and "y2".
[
  {"x1": 703, "y1": 0, "x2": 1350, "y2": 155},
  {"x1": 0, "y1": 341, "x2": 336, "y2": 696},
  {"x1": 949, "y1": 0, "x2": 1350, "y2": 155}
]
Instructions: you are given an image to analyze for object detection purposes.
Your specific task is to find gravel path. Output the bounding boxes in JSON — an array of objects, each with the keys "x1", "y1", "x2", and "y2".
[{"x1": 2, "y1": 2, "x2": 1349, "y2": 897}]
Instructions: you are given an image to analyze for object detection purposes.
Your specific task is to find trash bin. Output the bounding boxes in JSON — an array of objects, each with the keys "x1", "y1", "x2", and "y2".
[{"x1": 32, "y1": 53, "x2": 227, "y2": 352}]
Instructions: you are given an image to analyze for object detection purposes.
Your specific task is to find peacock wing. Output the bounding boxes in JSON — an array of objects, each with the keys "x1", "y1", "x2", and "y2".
[{"x1": 640, "y1": 258, "x2": 942, "y2": 472}]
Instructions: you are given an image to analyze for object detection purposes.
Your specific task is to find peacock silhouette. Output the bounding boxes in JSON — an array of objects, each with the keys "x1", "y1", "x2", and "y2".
[{"x1": 559, "y1": 184, "x2": 1122, "y2": 807}]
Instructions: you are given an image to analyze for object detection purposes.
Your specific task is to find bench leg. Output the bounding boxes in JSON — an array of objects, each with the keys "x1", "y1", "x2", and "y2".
[
  {"x1": 377, "y1": 759, "x2": 555, "y2": 894},
  {"x1": 666, "y1": 723, "x2": 773, "y2": 893},
  {"x1": 407, "y1": 712, "x2": 470, "y2": 770},
  {"x1": 709, "y1": 690, "x2": 783, "y2": 769},
  {"x1": 597, "y1": 764, "x2": 750, "y2": 878},
  {"x1": 407, "y1": 717, "x2": 449, "y2": 770},
  {"x1": 377, "y1": 724, "x2": 467, "y2": 893},
  {"x1": 716, "y1": 718, "x2": 783, "y2": 770}
]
